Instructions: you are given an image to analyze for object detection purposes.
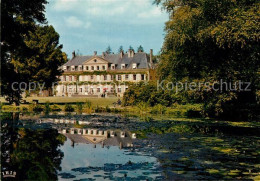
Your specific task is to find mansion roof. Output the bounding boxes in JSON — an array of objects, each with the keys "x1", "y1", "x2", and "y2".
[{"x1": 63, "y1": 50, "x2": 152, "y2": 70}]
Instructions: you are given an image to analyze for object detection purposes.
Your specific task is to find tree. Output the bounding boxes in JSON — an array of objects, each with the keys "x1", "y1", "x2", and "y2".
[
  {"x1": 11, "y1": 25, "x2": 67, "y2": 89},
  {"x1": 118, "y1": 46, "x2": 124, "y2": 53},
  {"x1": 106, "y1": 45, "x2": 112, "y2": 54},
  {"x1": 1, "y1": 0, "x2": 48, "y2": 105},
  {"x1": 155, "y1": 0, "x2": 260, "y2": 119},
  {"x1": 137, "y1": 45, "x2": 144, "y2": 52}
]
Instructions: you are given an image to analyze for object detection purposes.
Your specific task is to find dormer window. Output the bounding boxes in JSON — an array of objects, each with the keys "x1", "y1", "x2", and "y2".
[
  {"x1": 132, "y1": 63, "x2": 137, "y2": 69},
  {"x1": 121, "y1": 64, "x2": 125, "y2": 69},
  {"x1": 71, "y1": 66, "x2": 75, "y2": 71},
  {"x1": 111, "y1": 64, "x2": 115, "y2": 70},
  {"x1": 102, "y1": 66, "x2": 106, "y2": 70},
  {"x1": 78, "y1": 66, "x2": 82, "y2": 71},
  {"x1": 63, "y1": 66, "x2": 67, "y2": 70}
]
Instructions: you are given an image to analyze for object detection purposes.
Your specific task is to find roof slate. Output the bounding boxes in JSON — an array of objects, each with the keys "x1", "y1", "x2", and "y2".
[{"x1": 63, "y1": 52, "x2": 150, "y2": 69}]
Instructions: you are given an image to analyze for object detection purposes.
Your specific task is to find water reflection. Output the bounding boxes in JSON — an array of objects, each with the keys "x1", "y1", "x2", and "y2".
[
  {"x1": 60, "y1": 128, "x2": 136, "y2": 149},
  {"x1": 1, "y1": 112, "x2": 260, "y2": 180},
  {"x1": 58, "y1": 139, "x2": 162, "y2": 180},
  {"x1": 1, "y1": 113, "x2": 65, "y2": 180}
]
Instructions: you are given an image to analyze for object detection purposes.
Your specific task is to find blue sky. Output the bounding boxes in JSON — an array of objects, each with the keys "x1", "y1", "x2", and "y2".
[{"x1": 45, "y1": 0, "x2": 168, "y2": 58}]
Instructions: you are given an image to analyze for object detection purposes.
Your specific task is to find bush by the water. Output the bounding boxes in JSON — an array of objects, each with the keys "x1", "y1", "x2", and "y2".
[
  {"x1": 51, "y1": 104, "x2": 62, "y2": 112},
  {"x1": 76, "y1": 102, "x2": 83, "y2": 112},
  {"x1": 64, "y1": 104, "x2": 74, "y2": 112},
  {"x1": 29, "y1": 104, "x2": 44, "y2": 112}
]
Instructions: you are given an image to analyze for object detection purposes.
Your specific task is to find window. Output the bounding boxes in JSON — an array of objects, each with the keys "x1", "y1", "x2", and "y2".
[
  {"x1": 91, "y1": 75, "x2": 94, "y2": 80},
  {"x1": 102, "y1": 66, "x2": 106, "y2": 70},
  {"x1": 79, "y1": 66, "x2": 82, "y2": 71},
  {"x1": 111, "y1": 88, "x2": 114, "y2": 93},
  {"x1": 121, "y1": 64, "x2": 125, "y2": 69},
  {"x1": 118, "y1": 88, "x2": 121, "y2": 92},
  {"x1": 141, "y1": 74, "x2": 145, "y2": 80},
  {"x1": 125, "y1": 74, "x2": 129, "y2": 80},
  {"x1": 94, "y1": 59, "x2": 97, "y2": 62},
  {"x1": 97, "y1": 88, "x2": 100, "y2": 92},
  {"x1": 80, "y1": 88, "x2": 83, "y2": 92},
  {"x1": 118, "y1": 75, "x2": 121, "y2": 80},
  {"x1": 111, "y1": 66, "x2": 115, "y2": 70},
  {"x1": 86, "y1": 66, "x2": 89, "y2": 70},
  {"x1": 111, "y1": 75, "x2": 113, "y2": 80},
  {"x1": 64, "y1": 76, "x2": 66, "y2": 81},
  {"x1": 91, "y1": 66, "x2": 94, "y2": 70},
  {"x1": 97, "y1": 66, "x2": 99, "y2": 70},
  {"x1": 104, "y1": 75, "x2": 107, "y2": 80},
  {"x1": 69, "y1": 76, "x2": 72, "y2": 81},
  {"x1": 133, "y1": 74, "x2": 136, "y2": 80},
  {"x1": 71, "y1": 66, "x2": 75, "y2": 71},
  {"x1": 132, "y1": 63, "x2": 137, "y2": 69},
  {"x1": 63, "y1": 66, "x2": 67, "y2": 70}
]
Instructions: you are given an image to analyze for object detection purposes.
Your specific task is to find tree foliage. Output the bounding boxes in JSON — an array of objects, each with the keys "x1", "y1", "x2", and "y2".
[
  {"x1": 137, "y1": 45, "x2": 144, "y2": 52},
  {"x1": 12, "y1": 25, "x2": 67, "y2": 88},
  {"x1": 154, "y1": 0, "x2": 260, "y2": 119},
  {"x1": 150, "y1": 0, "x2": 260, "y2": 118},
  {"x1": 123, "y1": 82, "x2": 178, "y2": 107},
  {"x1": 106, "y1": 45, "x2": 112, "y2": 54},
  {"x1": 1, "y1": 0, "x2": 66, "y2": 105},
  {"x1": 118, "y1": 45, "x2": 124, "y2": 53}
]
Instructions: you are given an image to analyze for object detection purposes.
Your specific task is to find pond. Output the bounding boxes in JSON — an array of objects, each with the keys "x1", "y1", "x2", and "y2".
[{"x1": 1, "y1": 112, "x2": 260, "y2": 180}]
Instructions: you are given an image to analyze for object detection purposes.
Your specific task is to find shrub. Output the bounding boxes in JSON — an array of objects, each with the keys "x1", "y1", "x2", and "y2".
[
  {"x1": 185, "y1": 109, "x2": 202, "y2": 118},
  {"x1": 22, "y1": 107, "x2": 28, "y2": 112},
  {"x1": 51, "y1": 104, "x2": 62, "y2": 112},
  {"x1": 64, "y1": 104, "x2": 74, "y2": 112},
  {"x1": 150, "y1": 104, "x2": 166, "y2": 114},
  {"x1": 32, "y1": 104, "x2": 44, "y2": 112},
  {"x1": 44, "y1": 102, "x2": 51, "y2": 113},
  {"x1": 137, "y1": 102, "x2": 149, "y2": 113},
  {"x1": 76, "y1": 102, "x2": 83, "y2": 113},
  {"x1": 105, "y1": 105, "x2": 111, "y2": 112}
]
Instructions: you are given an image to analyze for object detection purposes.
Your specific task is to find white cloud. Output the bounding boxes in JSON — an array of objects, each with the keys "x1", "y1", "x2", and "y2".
[
  {"x1": 64, "y1": 16, "x2": 91, "y2": 29},
  {"x1": 50, "y1": 0, "x2": 167, "y2": 25},
  {"x1": 65, "y1": 16, "x2": 83, "y2": 27},
  {"x1": 137, "y1": 8, "x2": 162, "y2": 18}
]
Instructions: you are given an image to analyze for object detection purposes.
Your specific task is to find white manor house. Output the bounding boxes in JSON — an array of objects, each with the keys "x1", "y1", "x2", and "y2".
[{"x1": 56, "y1": 49, "x2": 155, "y2": 97}]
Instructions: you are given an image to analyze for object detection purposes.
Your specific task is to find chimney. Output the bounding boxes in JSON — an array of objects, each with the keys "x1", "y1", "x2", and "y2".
[
  {"x1": 102, "y1": 52, "x2": 105, "y2": 58},
  {"x1": 72, "y1": 51, "x2": 76, "y2": 58},
  {"x1": 131, "y1": 49, "x2": 135, "y2": 57},
  {"x1": 150, "y1": 49, "x2": 153, "y2": 67},
  {"x1": 120, "y1": 50, "x2": 124, "y2": 58},
  {"x1": 94, "y1": 51, "x2": 97, "y2": 56},
  {"x1": 128, "y1": 49, "x2": 131, "y2": 57}
]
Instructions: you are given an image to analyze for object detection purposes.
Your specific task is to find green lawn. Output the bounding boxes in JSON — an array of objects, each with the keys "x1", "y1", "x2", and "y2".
[{"x1": 0, "y1": 96, "x2": 120, "y2": 107}]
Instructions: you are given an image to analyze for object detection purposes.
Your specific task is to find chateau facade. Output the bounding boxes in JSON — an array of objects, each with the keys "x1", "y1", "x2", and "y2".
[{"x1": 56, "y1": 49, "x2": 154, "y2": 97}]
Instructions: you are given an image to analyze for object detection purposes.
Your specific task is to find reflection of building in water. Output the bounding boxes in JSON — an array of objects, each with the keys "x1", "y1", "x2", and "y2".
[{"x1": 59, "y1": 128, "x2": 136, "y2": 149}]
